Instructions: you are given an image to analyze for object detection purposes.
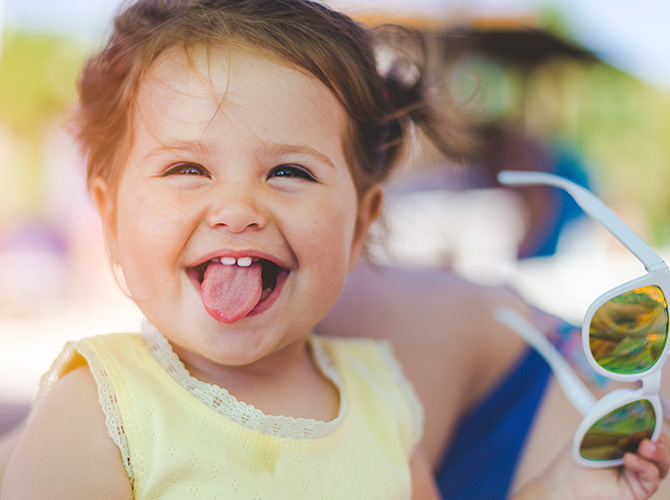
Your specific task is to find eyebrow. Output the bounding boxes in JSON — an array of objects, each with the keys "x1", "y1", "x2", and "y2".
[
  {"x1": 264, "y1": 143, "x2": 337, "y2": 169},
  {"x1": 142, "y1": 141, "x2": 211, "y2": 162}
]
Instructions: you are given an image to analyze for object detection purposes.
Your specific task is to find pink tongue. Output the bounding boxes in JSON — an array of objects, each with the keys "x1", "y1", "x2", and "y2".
[{"x1": 201, "y1": 262, "x2": 263, "y2": 324}]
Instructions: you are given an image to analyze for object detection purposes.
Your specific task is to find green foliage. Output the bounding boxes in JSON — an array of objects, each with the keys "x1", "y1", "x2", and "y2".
[
  {"x1": 0, "y1": 31, "x2": 86, "y2": 133},
  {"x1": 535, "y1": 62, "x2": 670, "y2": 244},
  {"x1": 0, "y1": 31, "x2": 87, "y2": 218},
  {"x1": 455, "y1": 48, "x2": 670, "y2": 245}
]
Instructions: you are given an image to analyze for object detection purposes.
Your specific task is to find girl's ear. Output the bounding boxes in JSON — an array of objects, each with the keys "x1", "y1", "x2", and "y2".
[
  {"x1": 348, "y1": 185, "x2": 383, "y2": 271},
  {"x1": 91, "y1": 177, "x2": 118, "y2": 262}
]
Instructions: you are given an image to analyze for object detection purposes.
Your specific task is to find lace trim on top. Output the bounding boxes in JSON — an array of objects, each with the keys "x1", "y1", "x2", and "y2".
[
  {"x1": 376, "y1": 340, "x2": 425, "y2": 453},
  {"x1": 32, "y1": 340, "x2": 135, "y2": 485},
  {"x1": 141, "y1": 322, "x2": 347, "y2": 440}
]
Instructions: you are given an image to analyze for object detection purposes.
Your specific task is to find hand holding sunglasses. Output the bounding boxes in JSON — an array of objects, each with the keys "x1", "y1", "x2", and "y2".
[{"x1": 494, "y1": 170, "x2": 670, "y2": 468}]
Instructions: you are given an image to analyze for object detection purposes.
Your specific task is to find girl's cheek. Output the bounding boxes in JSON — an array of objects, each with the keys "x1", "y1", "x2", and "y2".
[{"x1": 132, "y1": 192, "x2": 194, "y2": 234}]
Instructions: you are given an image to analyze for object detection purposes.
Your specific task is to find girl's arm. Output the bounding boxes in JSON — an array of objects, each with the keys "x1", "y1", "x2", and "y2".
[
  {"x1": 512, "y1": 435, "x2": 670, "y2": 500},
  {"x1": 0, "y1": 367, "x2": 132, "y2": 500},
  {"x1": 410, "y1": 446, "x2": 441, "y2": 500},
  {"x1": 0, "y1": 424, "x2": 23, "y2": 488}
]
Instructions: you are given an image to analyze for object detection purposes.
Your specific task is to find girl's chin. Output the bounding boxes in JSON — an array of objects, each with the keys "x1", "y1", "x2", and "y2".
[{"x1": 171, "y1": 331, "x2": 289, "y2": 371}]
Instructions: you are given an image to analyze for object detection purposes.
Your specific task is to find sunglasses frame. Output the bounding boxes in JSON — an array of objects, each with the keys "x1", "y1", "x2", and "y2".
[
  {"x1": 582, "y1": 270, "x2": 670, "y2": 382},
  {"x1": 496, "y1": 306, "x2": 664, "y2": 467},
  {"x1": 496, "y1": 170, "x2": 670, "y2": 468},
  {"x1": 573, "y1": 384, "x2": 663, "y2": 467}
]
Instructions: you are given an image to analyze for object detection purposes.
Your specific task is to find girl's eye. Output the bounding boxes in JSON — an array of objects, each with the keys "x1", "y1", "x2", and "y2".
[
  {"x1": 268, "y1": 164, "x2": 316, "y2": 182},
  {"x1": 163, "y1": 162, "x2": 211, "y2": 178}
]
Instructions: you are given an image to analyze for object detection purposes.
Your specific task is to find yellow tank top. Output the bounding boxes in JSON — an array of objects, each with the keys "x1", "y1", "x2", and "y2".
[{"x1": 39, "y1": 326, "x2": 423, "y2": 499}]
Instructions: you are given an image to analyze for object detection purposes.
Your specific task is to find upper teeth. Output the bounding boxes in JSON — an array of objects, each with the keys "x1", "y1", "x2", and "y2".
[{"x1": 214, "y1": 256, "x2": 253, "y2": 267}]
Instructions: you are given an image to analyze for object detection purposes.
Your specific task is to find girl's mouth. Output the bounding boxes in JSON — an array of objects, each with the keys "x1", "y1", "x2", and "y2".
[{"x1": 186, "y1": 257, "x2": 288, "y2": 323}]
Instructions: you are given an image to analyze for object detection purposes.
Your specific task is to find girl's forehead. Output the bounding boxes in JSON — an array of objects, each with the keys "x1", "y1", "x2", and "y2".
[
  {"x1": 132, "y1": 46, "x2": 350, "y2": 161},
  {"x1": 140, "y1": 46, "x2": 326, "y2": 107}
]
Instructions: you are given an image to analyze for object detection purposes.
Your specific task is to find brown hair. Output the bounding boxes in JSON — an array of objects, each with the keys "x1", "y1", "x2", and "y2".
[{"x1": 76, "y1": 0, "x2": 472, "y2": 199}]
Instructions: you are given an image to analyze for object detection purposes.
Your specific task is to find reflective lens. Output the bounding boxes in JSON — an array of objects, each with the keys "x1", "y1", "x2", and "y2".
[
  {"x1": 579, "y1": 399, "x2": 656, "y2": 461},
  {"x1": 589, "y1": 285, "x2": 668, "y2": 374}
]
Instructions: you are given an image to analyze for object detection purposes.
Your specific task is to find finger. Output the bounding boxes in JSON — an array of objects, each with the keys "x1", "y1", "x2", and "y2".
[
  {"x1": 655, "y1": 433, "x2": 670, "y2": 478},
  {"x1": 623, "y1": 451, "x2": 660, "y2": 497},
  {"x1": 637, "y1": 435, "x2": 670, "y2": 478},
  {"x1": 638, "y1": 435, "x2": 670, "y2": 479}
]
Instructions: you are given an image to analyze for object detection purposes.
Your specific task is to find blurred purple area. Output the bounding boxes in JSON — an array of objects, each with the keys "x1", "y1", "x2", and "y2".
[{"x1": 0, "y1": 402, "x2": 28, "y2": 435}]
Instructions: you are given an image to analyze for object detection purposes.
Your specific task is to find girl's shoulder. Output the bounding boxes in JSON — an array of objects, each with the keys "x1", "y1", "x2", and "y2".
[
  {"x1": 313, "y1": 333, "x2": 424, "y2": 454},
  {"x1": 1, "y1": 365, "x2": 132, "y2": 499}
]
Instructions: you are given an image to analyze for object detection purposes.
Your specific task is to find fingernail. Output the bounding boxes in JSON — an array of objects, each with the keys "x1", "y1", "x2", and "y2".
[{"x1": 643, "y1": 441, "x2": 657, "y2": 454}]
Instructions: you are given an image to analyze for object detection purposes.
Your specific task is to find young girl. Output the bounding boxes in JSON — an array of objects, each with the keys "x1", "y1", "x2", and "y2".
[
  {"x1": 1, "y1": 1, "x2": 668, "y2": 499},
  {"x1": 1, "y1": 1, "x2": 447, "y2": 498}
]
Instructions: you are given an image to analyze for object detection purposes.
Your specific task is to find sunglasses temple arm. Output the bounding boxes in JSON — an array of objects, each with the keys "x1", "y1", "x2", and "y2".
[
  {"x1": 497, "y1": 171, "x2": 665, "y2": 272},
  {"x1": 494, "y1": 306, "x2": 596, "y2": 416}
]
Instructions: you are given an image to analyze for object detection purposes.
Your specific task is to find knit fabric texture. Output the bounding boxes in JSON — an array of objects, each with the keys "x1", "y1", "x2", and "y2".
[{"x1": 37, "y1": 327, "x2": 423, "y2": 499}]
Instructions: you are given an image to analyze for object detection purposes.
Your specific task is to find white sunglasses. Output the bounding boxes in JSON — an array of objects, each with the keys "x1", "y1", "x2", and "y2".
[{"x1": 495, "y1": 170, "x2": 670, "y2": 468}]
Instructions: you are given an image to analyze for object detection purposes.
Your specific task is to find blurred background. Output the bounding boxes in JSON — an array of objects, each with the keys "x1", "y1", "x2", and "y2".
[{"x1": 2, "y1": 0, "x2": 670, "y2": 431}]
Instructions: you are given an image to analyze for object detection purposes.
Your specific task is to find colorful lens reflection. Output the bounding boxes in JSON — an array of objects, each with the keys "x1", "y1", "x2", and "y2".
[
  {"x1": 579, "y1": 400, "x2": 656, "y2": 461},
  {"x1": 589, "y1": 285, "x2": 668, "y2": 374}
]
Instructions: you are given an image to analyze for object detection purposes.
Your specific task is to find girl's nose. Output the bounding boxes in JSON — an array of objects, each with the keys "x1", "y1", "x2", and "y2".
[{"x1": 205, "y1": 185, "x2": 269, "y2": 234}]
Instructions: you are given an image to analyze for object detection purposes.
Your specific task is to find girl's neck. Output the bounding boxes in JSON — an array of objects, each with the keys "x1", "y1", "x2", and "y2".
[{"x1": 171, "y1": 336, "x2": 340, "y2": 422}]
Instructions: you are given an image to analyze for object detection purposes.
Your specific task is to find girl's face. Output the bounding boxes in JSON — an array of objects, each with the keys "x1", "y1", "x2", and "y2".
[{"x1": 94, "y1": 47, "x2": 380, "y2": 372}]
